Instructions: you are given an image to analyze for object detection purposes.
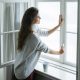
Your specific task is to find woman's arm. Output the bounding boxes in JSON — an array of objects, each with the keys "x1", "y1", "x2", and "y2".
[
  {"x1": 48, "y1": 15, "x2": 64, "y2": 35},
  {"x1": 48, "y1": 47, "x2": 64, "y2": 55},
  {"x1": 36, "y1": 37, "x2": 64, "y2": 55},
  {"x1": 32, "y1": 15, "x2": 63, "y2": 36},
  {"x1": 48, "y1": 24, "x2": 60, "y2": 35}
]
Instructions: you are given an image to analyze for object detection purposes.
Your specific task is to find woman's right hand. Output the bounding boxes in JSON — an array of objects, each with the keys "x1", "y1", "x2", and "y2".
[
  {"x1": 48, "y1": 47, "x2": 64, "y2": 55},
  {"x1": 59, "y1": 47, "x2": 64, "y2": 54}
]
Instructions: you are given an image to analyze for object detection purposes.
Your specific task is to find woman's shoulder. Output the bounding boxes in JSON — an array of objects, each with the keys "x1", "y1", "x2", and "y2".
[
  {"x1": 31, "y1": 24, "x2": 40, "y2": 31},
  {"x1": 29, "y1": 33, "x2": 40, "y2": 41},
  {"x1": 25, "y1": 33, "x2": 41, "y2": 45}
]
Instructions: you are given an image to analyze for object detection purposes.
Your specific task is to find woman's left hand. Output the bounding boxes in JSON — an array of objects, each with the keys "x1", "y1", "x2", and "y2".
[{"x1": 58, "y1": 14, "x2": 64, "y2": 26}]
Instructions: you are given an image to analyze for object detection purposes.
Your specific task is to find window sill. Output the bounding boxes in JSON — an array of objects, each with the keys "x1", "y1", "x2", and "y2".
[{"x1": 35, "y1": 57, "x2": 76, "y2": 80}]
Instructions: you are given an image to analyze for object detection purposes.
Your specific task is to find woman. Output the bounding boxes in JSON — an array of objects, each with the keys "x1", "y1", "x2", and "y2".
[{"x1": 14, "y1": 7, "x2": 64, "y2": 80}]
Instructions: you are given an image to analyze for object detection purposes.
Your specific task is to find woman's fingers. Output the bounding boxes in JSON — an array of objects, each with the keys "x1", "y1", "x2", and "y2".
[
  {"x1": 59, "y1": 47, "x2": 64, "y2": 54},
  {"x1": 59, "y1": 14, "x2": 64, "y2": 26}
]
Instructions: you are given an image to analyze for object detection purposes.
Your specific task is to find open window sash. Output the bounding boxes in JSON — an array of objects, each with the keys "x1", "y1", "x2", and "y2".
[{"x1": 0, "y1": 0, "x2": 30, "y2": 68}]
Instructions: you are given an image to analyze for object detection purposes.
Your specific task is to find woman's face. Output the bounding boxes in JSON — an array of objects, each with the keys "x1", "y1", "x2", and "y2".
[{"x1": 33, "y1": 15, "x2": 41, "y2": 24}]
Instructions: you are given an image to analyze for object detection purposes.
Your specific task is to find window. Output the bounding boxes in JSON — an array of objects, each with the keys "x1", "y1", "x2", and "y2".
[
  {"x1": 0, "y1": 0, "x2": 78, "y2": 69},
  {"x1": 38, "y1": 2, "x2": 60, "y2": 59},
  {"x1": 65, "y1": 2, "x2": 78, "y2": 64},
  {"x1": 0, "y1": 1, "x2": 29, "y2": 67},
  {"x1": 36, "y1": 0, "x2": 78, "y2": 67},
  {"x1": 1, "y1": 3, "x2": 16, "y2": 65}
]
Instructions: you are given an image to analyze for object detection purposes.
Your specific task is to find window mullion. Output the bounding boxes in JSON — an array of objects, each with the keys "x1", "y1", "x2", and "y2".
[
  {"x1": 60, "y1": 0, "x2": 66, "y2": 63},
  {"x1": 0, "y1": 3, "x2": 4, "y2": 66},
  {"x1": 11, "y1": 4, "x2": 15, "y2": 60},
  {"x1": 65, "y1": 0, "x2": 77, "y2": 2},
  {"x1": 77, "y1": 0, "x2": 80, "y2": 79},
  {"x1": 36, "y1": 0, "x2": 61, "y2": 2}
]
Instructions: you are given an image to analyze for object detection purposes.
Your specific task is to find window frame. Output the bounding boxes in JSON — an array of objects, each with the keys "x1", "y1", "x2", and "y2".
[
  {"x1": 0, "y1": 0, "x2": 30, "y2": 68},
  {"x1": 35, "y1": 0, "x2": 78, "y2": 67},
  {"x1": 76, "y1": 0, "x2": 80, "y2": 80},
  {"x1": 0, "y1": 0, "x2": 78, "y2": 68}
]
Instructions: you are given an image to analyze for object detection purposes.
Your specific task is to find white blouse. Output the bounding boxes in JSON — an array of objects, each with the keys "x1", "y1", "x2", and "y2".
[
  {"x1": 14, "y1": 24, "x2": 49, "y2": 79},
  {"x1": 32, "y1": 24, "x2": 48, "y2": 36}
]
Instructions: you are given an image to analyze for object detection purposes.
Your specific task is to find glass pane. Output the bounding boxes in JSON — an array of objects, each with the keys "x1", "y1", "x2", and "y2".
[
  {"x1": 66, "y1": 2, "x2": 78, "y2": 33},
  {"x1": 1, "y1": 33, "x2": 15, "y2": 64},
  {"x1": 14, "y1": 3, "x2": 28, "y2": 30},
  {"x1": 15, "y1": 32, "x2": 19, "y2": 56},
  {"x1": 38, "y1": 2, "x2": 60, "y2": 59},
  {"x1": 1, "y1": 3, "x2": 28, "y2": 32},
  {"x1": 38, "y1": 2, "x2": 60, "y2": 30},
  {"x1": 40, "y1": 31, "x2": 60, "y2": 59},
  {"x1": 0, "y1": 3, "x2": 3, "y2": 32},
  {"x1": 2, "y1": 3, "x2": 15, "y2": 32},
  {"x1": 14, "y1": 3, "x2": 20, "y2": 30},
  {"x1": 65, "y1": 33, "x2": 77, "y2": 64}
]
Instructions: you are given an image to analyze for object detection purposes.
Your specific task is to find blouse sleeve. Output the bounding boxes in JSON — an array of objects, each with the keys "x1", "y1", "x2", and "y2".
[
  {"x1": 36, "y1": 40, "x2": 49, "y2": 53},
  {"x1": 32, "y1": 24, "x2": 48, "y2": 36}
]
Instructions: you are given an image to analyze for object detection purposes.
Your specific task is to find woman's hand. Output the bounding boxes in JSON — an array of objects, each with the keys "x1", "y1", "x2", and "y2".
[
  {"x1": 48, "y1": 14, "x2": 64, "y2": 35},
  {"x1": 48, "y1": 47, "x2": 64, "y2": 55},
  {"x1": 58, "y1": 14, "x2": 64, "y2": 26},
  {"x1": 59, "y1": 46, "x2": 64, "y2": 54}
]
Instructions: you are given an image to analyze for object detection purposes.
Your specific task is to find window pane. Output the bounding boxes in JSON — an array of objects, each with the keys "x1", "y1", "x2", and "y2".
[
  {"x1": 15, "y1": 32, "x2": 18, "y2": 56},
  {"x1": 40, "y1": 31, "x2": 60, "y2": 58},
  {"x1": 38, "y1": 2, "x2": 60, "y2": 59},
  {"x1": 1, "y1": 3, "x2": 28, "y2": 32},
  {"x1": 66, "y1": 2, "x2": 78, "y2": 33},
  {"x1": 38, "y1": 2, "x2": 60, "y2": 29},
  {"x1": 1, "y1": 33, "x2": 15, "y2": 64},
  {"x1": 14, "y1": 3, "x2": 20, "y2": 30},
  {"x1": 14, "y1": 3, "x2": 28, "y2": 30},
  {"x1": 2, "y1": 3, "x2": 15, "y2": 32},
  {"x1": 65, "y1": 33, "x2": 77, "y2": 64}
]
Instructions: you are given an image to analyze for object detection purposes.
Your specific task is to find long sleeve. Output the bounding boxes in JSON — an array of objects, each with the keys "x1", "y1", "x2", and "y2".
[{"x1": 36, "y1": 39, "x2": 49, "y2": 53}]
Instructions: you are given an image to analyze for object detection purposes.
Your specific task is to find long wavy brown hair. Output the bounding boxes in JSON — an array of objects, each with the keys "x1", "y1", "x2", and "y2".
[{"x1": 17, "y1": 7, "x2": 38, "y2": 51}]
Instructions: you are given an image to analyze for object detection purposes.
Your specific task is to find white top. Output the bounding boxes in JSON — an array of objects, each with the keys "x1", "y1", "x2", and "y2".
[
  {"x1": 14, "y1": 24, "x2": 49, "y2": 79},
  {"x1": 32, "y1": 24, "x2": 48, "y2": 36}
]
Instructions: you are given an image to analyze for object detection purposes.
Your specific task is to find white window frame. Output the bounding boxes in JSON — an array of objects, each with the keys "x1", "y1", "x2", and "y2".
[
  {"x1": 76, "y1": 0, "x2": 80, "y2": 80},
  {"x1": 0, "y1": 0, "x2": 79, "y2": 79},
  {"x1": 0, "y1": 0, "x2": 31, "y2": 68},
  {"x1": 35, "y1": 0, "x2": 78, "y2": 67}
]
